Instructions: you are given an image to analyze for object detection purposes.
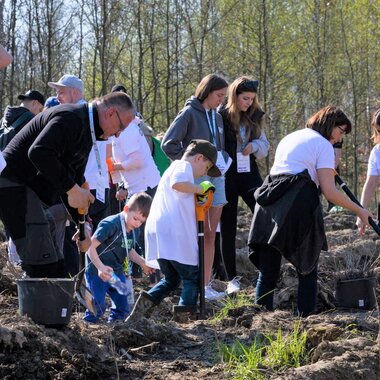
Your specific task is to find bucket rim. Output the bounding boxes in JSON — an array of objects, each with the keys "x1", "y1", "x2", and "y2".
[
  {"x1": 336, "y1": 276, "x2": 376, "y2": 284},
  {"x1": 17, "y1": 278, "x2": 76, "y2": 283}
]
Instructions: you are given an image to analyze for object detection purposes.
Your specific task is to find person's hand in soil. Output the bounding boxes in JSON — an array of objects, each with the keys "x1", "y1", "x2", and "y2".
[
  {"x1": 141, "y1": 263, "x2": 156, "y2": 275},
  {"x1": 356, "y1": 208, "x2": 373, "y2": 235}
]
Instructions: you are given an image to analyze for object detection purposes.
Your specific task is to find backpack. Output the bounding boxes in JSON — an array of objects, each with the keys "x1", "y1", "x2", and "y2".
[{"x1": 0, "y1": 111, "x2": 33, "y2": 151}]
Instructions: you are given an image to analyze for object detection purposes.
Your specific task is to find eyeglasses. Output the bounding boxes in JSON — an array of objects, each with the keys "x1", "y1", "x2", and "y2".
[
  {"x1": 115, "y1": 110, "x2": 126, "y2": 132},
  {"x1": 336, "y1": 125, "x2": 346, "y2": 134}
]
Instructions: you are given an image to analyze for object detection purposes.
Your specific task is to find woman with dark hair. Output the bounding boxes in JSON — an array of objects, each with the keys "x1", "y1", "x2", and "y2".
[
  {"x1": 162, "y1": 74, "x2": 229, "y2": 300},
  {"x1": 248, "y1": 105, "x2": 371, "y2": 316},
  {"x1": 219, "y1": 77, "x2": 269, "y2": 294},
  {"x1": 357, "y1": 109, "x2": 380, "y2": 229}
]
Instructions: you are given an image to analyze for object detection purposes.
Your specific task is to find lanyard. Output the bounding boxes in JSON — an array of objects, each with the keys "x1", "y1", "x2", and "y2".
[
  {"x1": 88, "y1": 102, "x2": 103, "y2": 177},
  {"x1": 120, "y1": 212, "x2": 135, "y2": 256},
  {"x1": 240, "y1": 126, "x2": 247, "y2": 149},
  {"x1": 205, "y1": 110, "x2": 217, "y2": 146}
]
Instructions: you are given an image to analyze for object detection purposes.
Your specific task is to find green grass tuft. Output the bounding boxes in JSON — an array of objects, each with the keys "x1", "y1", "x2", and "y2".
[
  {"x1": 211, "y1": 291, "x2": 253, "y2": 324},
  {"x1": 218, "y1": 321, "x2": 309, "y2": 379}
]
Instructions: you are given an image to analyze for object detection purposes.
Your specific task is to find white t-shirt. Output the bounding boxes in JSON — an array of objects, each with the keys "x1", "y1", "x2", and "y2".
[
  {"x1": 145, "y1": 160, "x2": 198, "y2": 267},
  {"x1": 270, "y1": 128, "x2": 334, "y2": 187},
  {"x1": 84, "y1": 141, "x2": 109, "y2": 190},
  {"x1": 367, "y1": 145, "x2": 380, "y2": 176},
  {"x1": 112, "y1": 118, "x2": 160, "y2": 194},
  {"x1": 67, "y1": 98, "x2": 110, "y2": 192}
]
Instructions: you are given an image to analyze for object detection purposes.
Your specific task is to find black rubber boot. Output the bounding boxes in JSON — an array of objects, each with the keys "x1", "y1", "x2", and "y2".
[{"x1": 172, "y1": 305, "x2": 198, "y2": 323}]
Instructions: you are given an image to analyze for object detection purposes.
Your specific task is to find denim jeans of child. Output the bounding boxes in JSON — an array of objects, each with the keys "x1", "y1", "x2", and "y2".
[
  {"x1": 83, "y1": 272, "x2": 130, "y2": 322},
  {"x1": 255, "y1": 245, "x2": 318, "y2": 316},
  {"x1": 148, "y1": 259, "x2": 199, "y2": 306}
]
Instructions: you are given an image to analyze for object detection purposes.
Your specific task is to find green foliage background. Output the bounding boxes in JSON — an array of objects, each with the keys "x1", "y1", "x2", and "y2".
[{"x1": 1, "y1": 0, "x2": 380, "y2": 199}]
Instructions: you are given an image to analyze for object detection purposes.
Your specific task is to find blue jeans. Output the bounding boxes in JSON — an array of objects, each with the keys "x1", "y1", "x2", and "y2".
[
  {"x1": 255, "y1": 245, "x2": 318, "y2": 316},
  {"x1": 83, "y1": 272, "x2": 130, "y2": 322},
  {"x1": 148, "y1": 259, "x2": 199, "y2": 306}
]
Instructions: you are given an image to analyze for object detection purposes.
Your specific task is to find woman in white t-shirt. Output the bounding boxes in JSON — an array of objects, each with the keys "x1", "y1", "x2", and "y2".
[
  {"x1": 248, "y1": 105, "x2": 371, "y2": 317},
  {"x1": 357, "y1": 109, "x2": 380, "y2": 230}
]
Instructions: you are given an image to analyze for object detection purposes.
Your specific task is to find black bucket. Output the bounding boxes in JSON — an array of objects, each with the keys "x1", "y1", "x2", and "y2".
[
  {"x1": 17, "y1": 278, "x2": 75, "y2": 326},
  {"x1": 335, "y1": 277, "x2": 377, "y2": 310}
]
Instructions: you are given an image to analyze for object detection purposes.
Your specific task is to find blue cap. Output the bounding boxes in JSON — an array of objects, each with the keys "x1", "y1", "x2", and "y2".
[{"x1": 44, "y1": 96, "x2": 60, "y2": 108}]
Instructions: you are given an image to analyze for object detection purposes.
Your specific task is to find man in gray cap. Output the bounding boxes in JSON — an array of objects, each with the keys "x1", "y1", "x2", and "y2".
[{"x1": 48, "y1": 74, "x2": 85, "y2": 105}]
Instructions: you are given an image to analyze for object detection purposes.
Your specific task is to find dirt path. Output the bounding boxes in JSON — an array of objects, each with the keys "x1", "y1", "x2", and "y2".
[{"x1": 0, "y1": 210, "x2": 379, "y2": 379}]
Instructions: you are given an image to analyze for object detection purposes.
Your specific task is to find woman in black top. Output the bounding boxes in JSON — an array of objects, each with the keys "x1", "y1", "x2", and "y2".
[{"x1": 219, "y1": 77, "x2": 269, "y2": 292}]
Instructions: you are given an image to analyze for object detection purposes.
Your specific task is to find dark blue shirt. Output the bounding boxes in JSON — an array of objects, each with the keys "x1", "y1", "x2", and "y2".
[{"x1": 86, "y1": 212, "x2": 135, "y2": 276}]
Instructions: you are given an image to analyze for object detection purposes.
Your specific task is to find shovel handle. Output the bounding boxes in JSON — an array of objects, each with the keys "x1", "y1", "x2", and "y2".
[
  {"x1": 78, "y1": 208, "x2": 86, "y2": 241},
  {"x1": 335, "y1": 172, "x2": 380, "y2": 236}
]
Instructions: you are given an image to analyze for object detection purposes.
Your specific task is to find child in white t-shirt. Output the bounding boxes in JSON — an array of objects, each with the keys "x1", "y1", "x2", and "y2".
[{"x1": 125, "y1": 139, "x2": 221, "y2": 322}]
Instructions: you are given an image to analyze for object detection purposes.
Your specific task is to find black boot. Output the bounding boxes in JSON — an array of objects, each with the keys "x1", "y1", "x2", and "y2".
[{"x1": 172, "y1": 305, "x2": 197, "y2": 323}]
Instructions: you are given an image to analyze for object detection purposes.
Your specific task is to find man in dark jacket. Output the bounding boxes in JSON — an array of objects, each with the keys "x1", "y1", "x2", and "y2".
[
  {"x1": 0, "y1": 92, "x2": 135, "y2": 278},
  {"x1": 0, "y1": 90, "x2": 45, "y2": 151}
]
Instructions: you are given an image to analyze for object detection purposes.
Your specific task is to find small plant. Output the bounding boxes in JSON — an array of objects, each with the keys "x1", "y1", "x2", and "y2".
[
  {"x1": 218, "y1": 322, "x2": 309, "y2": 379},
  {"x1": 333, "y1": 250, "x2": 379, "y2": 281},
  {"x1": 219, "y1": 338, "x2": 266, "y2": 380},
  {"x1": 265, "y1": 322, "x2": 307, "y2": 370},
  {"x1": 211, "y1": 291, "x2": 253, "y2": 324}
]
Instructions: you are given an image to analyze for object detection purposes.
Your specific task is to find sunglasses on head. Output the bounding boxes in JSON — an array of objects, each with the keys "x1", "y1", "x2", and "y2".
[{"x1": 237, "y1": 80, "x2": 259, "y2": 93}]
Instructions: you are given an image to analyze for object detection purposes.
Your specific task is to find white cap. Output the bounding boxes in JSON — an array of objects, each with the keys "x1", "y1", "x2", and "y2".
[{"x1": 48, "y1": 74, "x2": 83, "y2": 92}]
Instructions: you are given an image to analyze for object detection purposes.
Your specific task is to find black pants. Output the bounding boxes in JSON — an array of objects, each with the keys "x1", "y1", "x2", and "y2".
[
  {"x1": 89, "y1": 188, "x2": 110, "y2": 231},
  {"x1": 0, "y1": 183, "x2": 64, "y2": 277},
  {"x1": 220, "y1": 167, "x2": 262, "y2": 280},
  {"x1": 255, "y1": 245, "x2": 318, "y2": 316}
]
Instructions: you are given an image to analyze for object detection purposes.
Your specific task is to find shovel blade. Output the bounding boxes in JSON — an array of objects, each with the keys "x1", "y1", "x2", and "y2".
[{"x1": 75, "y1": 282, "x2": 96, "y2": 315}]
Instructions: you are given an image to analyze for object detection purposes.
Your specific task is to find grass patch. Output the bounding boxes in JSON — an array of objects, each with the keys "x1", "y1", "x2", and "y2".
[
  {"x1": 211, "y1": 292, "x2": 253, "y2": 325},
  {"x1": 219, "y1": 321, "x2": 309, "y2": 379}
]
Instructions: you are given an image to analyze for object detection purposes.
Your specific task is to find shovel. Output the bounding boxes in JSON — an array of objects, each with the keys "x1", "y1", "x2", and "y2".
[
  {"x1": 74, "y1": 210, "x2": 96, "y2": 314},
  {"x1": 335, "y1": 172, "x2": 380, "y2": 236},
  {"x1": 195, "y1": 189, "x2": 214, "y2": 319}
]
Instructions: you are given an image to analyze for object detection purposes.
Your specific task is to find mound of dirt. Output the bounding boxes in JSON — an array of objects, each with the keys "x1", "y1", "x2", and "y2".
[{"x1": 0, "y1": 210, "x2": 379, "y2": 379}]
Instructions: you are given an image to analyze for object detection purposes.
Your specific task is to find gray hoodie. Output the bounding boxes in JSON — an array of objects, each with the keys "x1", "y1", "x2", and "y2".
[{"x1": 161, "y1": 96, "x2": 225, "y2": 160}]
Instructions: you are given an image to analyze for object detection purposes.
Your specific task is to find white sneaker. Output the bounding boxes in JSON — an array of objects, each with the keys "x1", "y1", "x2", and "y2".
[
  {"x1": 205, "y1": 285, "x2": 225, "y2": 301},
  {"x1": 226, "y1": 277, "x2": 241, "y2": 295}
]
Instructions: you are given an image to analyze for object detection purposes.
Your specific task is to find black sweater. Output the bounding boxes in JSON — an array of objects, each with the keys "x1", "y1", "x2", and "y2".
[{"x1": 1, "y1": 103, "x2": 104, "y2": 206}]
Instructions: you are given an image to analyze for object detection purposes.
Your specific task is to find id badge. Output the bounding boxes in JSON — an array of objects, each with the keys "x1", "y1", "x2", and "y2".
[
  {"x1": 216, "y1": 151, "x2": 227, "y2": 174},
  {"x1": 237, "y1": 152, "x2": 250, "y2": 173},
  {"x1": 95, "y1": 176, "x2": 106, "y2": 203}
]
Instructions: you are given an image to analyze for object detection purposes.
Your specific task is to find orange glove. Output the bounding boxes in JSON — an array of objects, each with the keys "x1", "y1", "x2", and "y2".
[{"x1": 106, "y1": 158, "x2": 115, "y2": 172}]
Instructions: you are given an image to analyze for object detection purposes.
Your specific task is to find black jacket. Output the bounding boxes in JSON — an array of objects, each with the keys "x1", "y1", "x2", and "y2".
[
  {"x1": 0, "y1": 106, "x2": 34, "y2": 150},
  {"x1": 219, "y1": 106, "x2": 264, "y2": 175},
  {"x1": 248, "y1": 170, "x2": 327, "y2": 275},
  {"x1": 1, "y1": 103, "x2": 104, "y2": 207}
]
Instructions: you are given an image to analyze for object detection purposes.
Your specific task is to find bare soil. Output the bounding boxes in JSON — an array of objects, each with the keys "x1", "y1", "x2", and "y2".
[{"x1": 0, "y1": 210, "x2": 379, "y2": 379}]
